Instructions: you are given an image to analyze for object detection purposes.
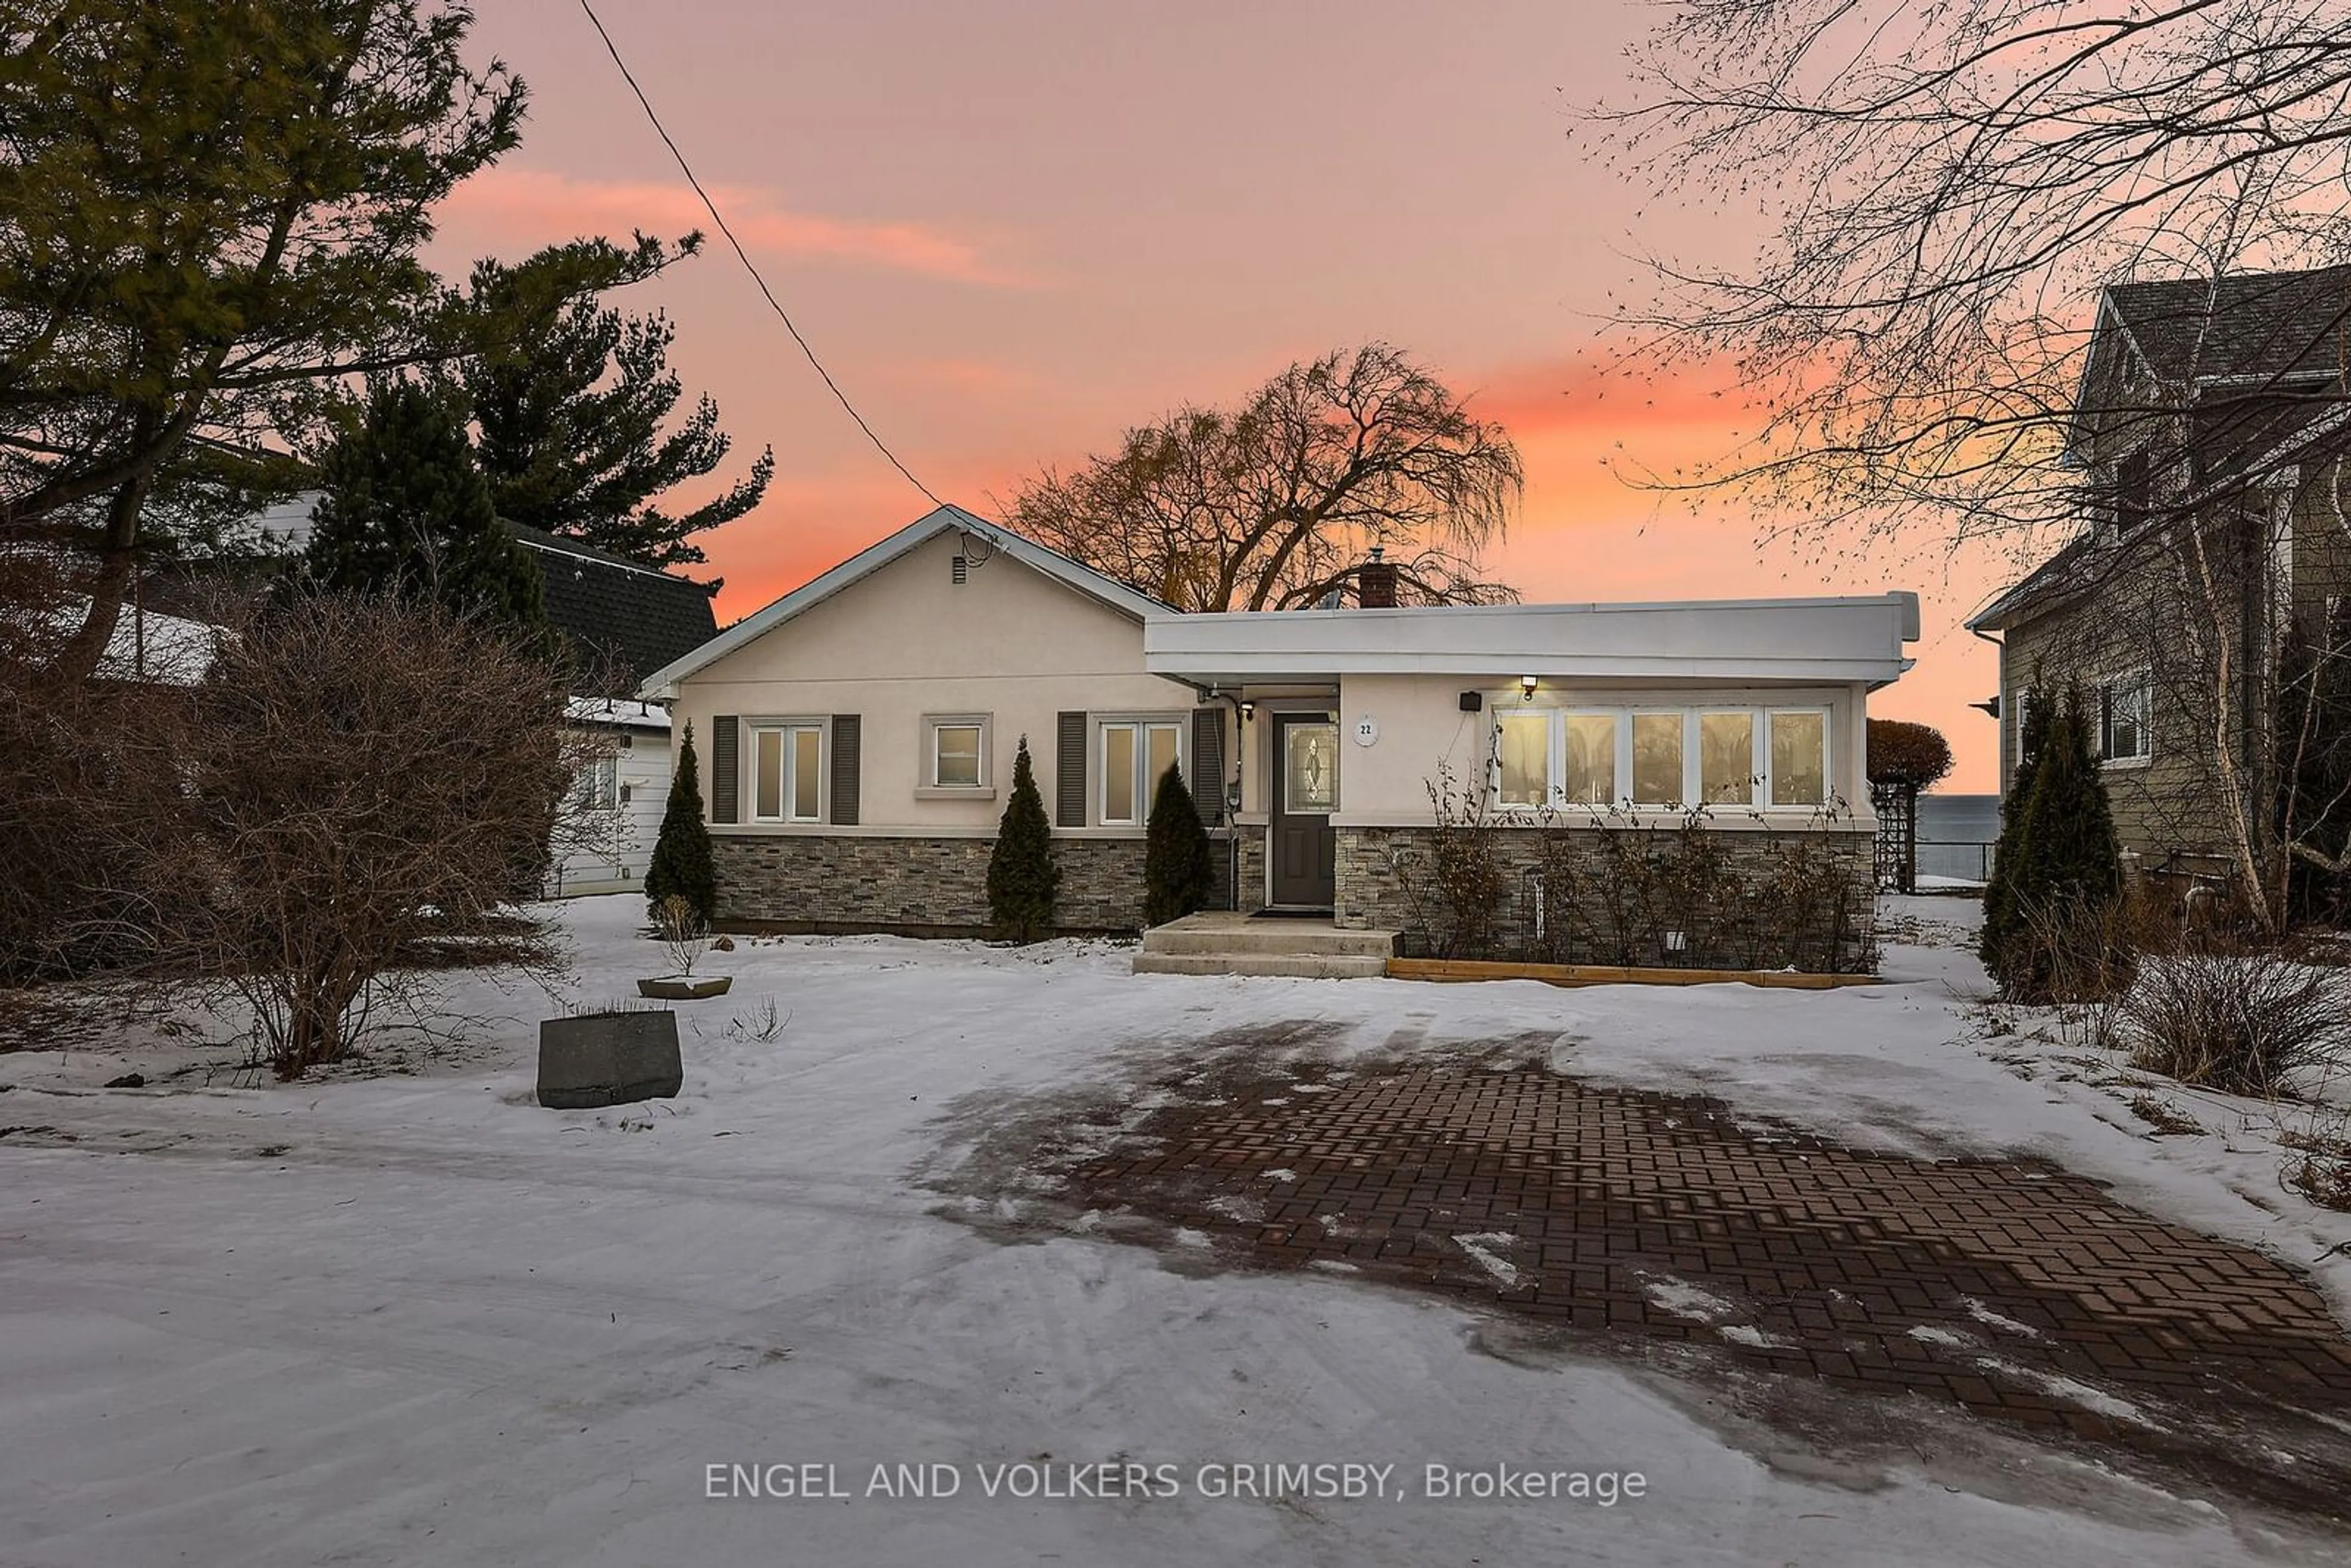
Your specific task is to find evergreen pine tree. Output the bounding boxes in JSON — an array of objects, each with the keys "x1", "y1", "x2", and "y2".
[
  {"x1": 1143, "y1": 762, "x2": 1215, "y2": 926},
  {"x1": 464, "y1": 266, "x2": 771, "y2": 571},
  {"x1": 986, "y1": 737, "x2": 1059, "y2": 942},
  {"x1": 1981, "y1": 685, "x2": 2124, "y2": 1000},
  {"x1": 300, "y1": 378, "x2": 546, "y2": 631},
  {"x1": 644, "y1": 721, "x2": 717, "y2": 924}
]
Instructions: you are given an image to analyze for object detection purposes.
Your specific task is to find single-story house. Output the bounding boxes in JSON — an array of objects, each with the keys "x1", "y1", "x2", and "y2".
[{"x1": 641, "y1": 505, "x2": 1918, "y2": 959}]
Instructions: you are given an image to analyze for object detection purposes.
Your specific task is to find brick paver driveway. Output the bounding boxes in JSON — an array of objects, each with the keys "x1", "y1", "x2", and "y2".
[{"x1": 1062, "y1": 1057, "x2": 2351, "y2": 1521}]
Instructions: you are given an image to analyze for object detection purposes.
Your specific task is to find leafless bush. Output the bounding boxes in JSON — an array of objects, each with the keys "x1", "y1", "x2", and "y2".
[
  {"x1": 653, "y1": 893, "x2": 709, "y2": 977},
  {"x1": 118, "y1": 595, "x2": 591, "y2": 1078},
  {"x1": 1388, "y1": 760, "x2": 1510, "y2": 959},
  {"x1": 2119, "y1": 948, "x2": 2351, "y2": 1099}
]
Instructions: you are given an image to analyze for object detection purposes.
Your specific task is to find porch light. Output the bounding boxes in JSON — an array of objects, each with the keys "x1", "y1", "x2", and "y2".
[
  {"x1": 1240, "y1": 700, "x2": 1256, "y2": 722},
  {"x1": 1519, "y1": 675, "x2": 1539, "y2": 701}
]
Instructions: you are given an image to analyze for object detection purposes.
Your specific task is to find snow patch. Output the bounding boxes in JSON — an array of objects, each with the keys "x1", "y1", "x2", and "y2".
[
  {"x1": 1719, "y1": 1324, "x2": 1794, "y2": 1349},
  {"x1": 1908, "y1": 1325, "x2": 1974, "y2": 1349},
  {"x1": 1964, "y1": 1299, "x2": 2046, "y2": 1340},
  {"x1": 1643, "y1": 1278, "x2": 1738, "y2": 1323},
  {"x1": 1452, "y1": 1232, "x2": 1521, "y2": 1288},
  {"x1": 1978, "y1": 1359, "x2": 2162, "y2": 1428}
]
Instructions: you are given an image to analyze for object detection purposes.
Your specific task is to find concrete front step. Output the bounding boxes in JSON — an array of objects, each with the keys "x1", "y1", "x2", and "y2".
[
  {"x1": 1139, "y1": 923, "x2": 1396, "y2": 958},
  {"x1": 1131, "y1": 951, "x2": 1391, "y2": 980}
]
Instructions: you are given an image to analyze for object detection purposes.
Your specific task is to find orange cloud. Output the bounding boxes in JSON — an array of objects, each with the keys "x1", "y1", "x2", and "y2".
[{"x1": 438, "y1": 166, "x2": 1031, "y2": 287}]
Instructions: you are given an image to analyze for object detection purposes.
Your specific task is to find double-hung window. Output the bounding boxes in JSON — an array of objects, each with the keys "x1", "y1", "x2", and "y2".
[
  {"x1": 1100, "y1": 718, "x2": 1183, "y2": 825},
  {"x1": 2099, "y1": 672, "x2": 2151, "y2": 763},
  {"x1": 582, "y1": 755, "x2": 619, "y2": 811},
  {"x1": 751, "y1": 722, "x2": 825, "y2": 823},
  {"x1": 921, "y1": 714, "x2": 992, "y2": 793},
  {"x1": 1494, "y1": 710, "x2": 1550, "y2": 806}
]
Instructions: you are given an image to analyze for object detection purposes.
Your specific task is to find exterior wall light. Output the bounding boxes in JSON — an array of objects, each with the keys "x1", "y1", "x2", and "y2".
[
  {"x1": 1240, "y1": 700, "x2": 1256, "y2": 722},
  {"x1": 1519, "y1": 675, "x2": 1539, "y2": 701}
]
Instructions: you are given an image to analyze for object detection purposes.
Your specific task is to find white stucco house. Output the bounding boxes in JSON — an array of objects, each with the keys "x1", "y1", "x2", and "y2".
[{"x1": 642, "y1": 505, "x2": 1918, "y2": 961}]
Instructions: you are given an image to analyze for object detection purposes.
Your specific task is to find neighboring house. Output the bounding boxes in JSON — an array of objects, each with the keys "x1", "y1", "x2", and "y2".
[
  {"x1": 640, "y1": 504, "x2": 1919, "y2": 945},
  {"x1": 511, "y1": 527, "x2": 719, "y2": 896},
  {"x1": 143, "y1": 498, "x2": 721, "y2": 897},
  {"x1": 1967, "y1": 264, "x2": 2351, "y2": 884}
]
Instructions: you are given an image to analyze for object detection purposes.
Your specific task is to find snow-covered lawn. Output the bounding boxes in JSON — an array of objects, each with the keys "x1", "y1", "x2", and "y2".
[{"x1": 2, "y1": 895, "x2": 2347, "y2": 1566}]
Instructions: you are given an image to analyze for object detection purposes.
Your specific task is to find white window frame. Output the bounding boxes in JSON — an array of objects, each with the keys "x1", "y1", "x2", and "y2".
[
  {"x1": 918, "y1": 713, "x2": 995, "y2": 798},
  {"x1": 748, "y1": 719, "x2": 827, "y2": 825},
  {"x1": 581, "y1": 754, "x2": 620, "y2": 811},
  {"x1": 2098, "y1": 669, "x2": 2153, "y2": 766},
  {"x1": 1096, "y1": 714, "x2": 1187, "y2": 827},
  {"x1": 1485, "y1": 702, "x2": 1834, "y2": 815}
]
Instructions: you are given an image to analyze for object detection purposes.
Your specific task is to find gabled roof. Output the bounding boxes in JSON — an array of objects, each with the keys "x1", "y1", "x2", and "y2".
[
  {"x1": 636, "y1": 505, "x2": 1171, "y2": 696},
  {"x1": 1966, "y1": 533, "x2": 2103, "y2": 633},
  {"x1": 511, "y1": 525, "x2": 719, "y2": 689},
  {"x1": 2103, "y1": 264, "x2": 2351, "y2": 388}
]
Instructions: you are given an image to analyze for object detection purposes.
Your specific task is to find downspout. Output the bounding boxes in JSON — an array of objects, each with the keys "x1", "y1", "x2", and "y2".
[
  {"x1": 1970, "y1": 623, "x2": 2007, "y2": 797},
  {"x1": 1163, "y1": 673, "x2": 1248, "y2": 912}
]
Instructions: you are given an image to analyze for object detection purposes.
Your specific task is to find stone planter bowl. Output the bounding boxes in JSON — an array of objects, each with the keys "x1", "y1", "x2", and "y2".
[{"x1": 636, "y1": 975, "x2": 733, "y2": 1000}]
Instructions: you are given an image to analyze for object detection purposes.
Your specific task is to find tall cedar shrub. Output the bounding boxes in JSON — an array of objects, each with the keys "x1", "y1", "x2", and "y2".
[
  {"x1": 1143, "y1": 762, "x2": 1215, "y2": 925},
  {"x1": 987, "y1": 737, "x2": 1059, "y2": 941},
  {"x1": 1981, "y1": 686, "x2": 2125, "y2": 1001},
  {"x1": 644, "y1": 720, "x2": 716, "y2": 924},
  {"x1": 1981, "y1": 673, "x2": 2055, "y2": 985}
]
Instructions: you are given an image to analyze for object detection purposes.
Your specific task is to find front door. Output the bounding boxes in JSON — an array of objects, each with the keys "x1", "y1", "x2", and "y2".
[{"x1": 1270, "y1": 713, "x2": 1338, "y2": 908}]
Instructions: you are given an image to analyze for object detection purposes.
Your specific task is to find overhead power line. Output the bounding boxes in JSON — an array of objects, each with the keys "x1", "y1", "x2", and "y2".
[{"x1": 577, "y1": 0, "x2": 948, "y2": 512}]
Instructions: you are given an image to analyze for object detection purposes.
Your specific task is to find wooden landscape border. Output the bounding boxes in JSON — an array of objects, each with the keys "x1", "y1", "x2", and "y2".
[{"x1": 1386, "y1": 958, "x2": 1883, "y2": 991}]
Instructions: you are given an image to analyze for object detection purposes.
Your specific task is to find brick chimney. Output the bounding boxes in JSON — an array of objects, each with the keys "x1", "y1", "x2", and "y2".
[{"x1": 1358, "y1": 546, "x2": 1398, "y2": 609}]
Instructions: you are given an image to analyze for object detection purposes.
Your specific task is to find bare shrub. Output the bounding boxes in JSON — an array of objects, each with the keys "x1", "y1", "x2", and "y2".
[
  {"x1": 2119, "y1": 948, "x2": 2351, "y2": 1098},
  {"x1": 653, "y1": 893, "x2": 710, "y2": 977},
  {"x1": 124, "y1": 595, "x2": 589, "y2": 1078},
  {"x1": 1389, "y1": 760, "x2": 1510, "y2": 959}
]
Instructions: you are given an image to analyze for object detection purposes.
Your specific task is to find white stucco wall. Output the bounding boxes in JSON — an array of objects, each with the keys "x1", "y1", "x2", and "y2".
[{"x1": 672, "y1": 531, "x2": 1198, "y2": 835}]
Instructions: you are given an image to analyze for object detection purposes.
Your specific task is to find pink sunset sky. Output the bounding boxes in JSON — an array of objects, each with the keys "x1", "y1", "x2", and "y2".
[{"x1": 432, "y1": 2, "x2": 2038, "y2": 792}]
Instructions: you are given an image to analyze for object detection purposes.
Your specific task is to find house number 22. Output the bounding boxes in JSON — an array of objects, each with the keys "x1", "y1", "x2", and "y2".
[{"x1": 1352, "y1": 716, "x2": 1379, "y2": 748}]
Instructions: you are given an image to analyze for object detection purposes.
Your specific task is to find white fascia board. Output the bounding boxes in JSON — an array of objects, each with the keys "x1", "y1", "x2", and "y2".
[{"x1": 1144, "y1": 593, "x2": 1918, "y2": 686}]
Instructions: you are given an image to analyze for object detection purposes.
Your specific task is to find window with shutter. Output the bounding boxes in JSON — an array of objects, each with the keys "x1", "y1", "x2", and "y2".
[
  {"x1": 1056, "y1": 711, "x2": 1087, "y2": 828},
  {"x1": 1191, "y1": 707, "x2": 1224, "y2": 826},
  {"x1": 830, "y1": 715, "x2": 861, "y2": 823},
  {"x1": 711, "y1": 715, "x2": 740, "y2": 824}
]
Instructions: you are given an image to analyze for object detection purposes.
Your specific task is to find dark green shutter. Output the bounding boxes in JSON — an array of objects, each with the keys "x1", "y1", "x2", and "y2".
[
  {"x1": 830, "y1": 715, "x2": 860, "y2": 825},
  {"x1": 711, "y1": 715, "x2": 740, "y2": 824},
  {"x1": 1056, "y1": 711, "x2": 1088, "y2": 828},
  {"x1": 1191, "y1": 705, "x2": 1224, "y2": 826}
]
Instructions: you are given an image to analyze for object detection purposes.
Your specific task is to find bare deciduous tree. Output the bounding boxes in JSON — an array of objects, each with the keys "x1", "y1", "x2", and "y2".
[
  {"x1": 1003, "y1": 344, "x2": 1523, "y2": 610},
  {"x1": 1600, "y1": 1, "x2": 2351, "y2": 930},
  {"x1": 1598, "y1": 0, "x2": 2351, "y2": 542}
]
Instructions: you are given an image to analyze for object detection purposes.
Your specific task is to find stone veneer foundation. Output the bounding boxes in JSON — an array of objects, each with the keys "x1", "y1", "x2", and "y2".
[
  {"x1": 713, "y1": 831, "x2": 1157, "y2": 935},
  {"x1": 1335, "y1": 825, "x2": 1879, "y2": 972}
]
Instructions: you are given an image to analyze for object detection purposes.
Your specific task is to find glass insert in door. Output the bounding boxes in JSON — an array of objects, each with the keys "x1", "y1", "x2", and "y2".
[{"x1": 1284, "y1": 721, "x2": 1338, "y2": 813}]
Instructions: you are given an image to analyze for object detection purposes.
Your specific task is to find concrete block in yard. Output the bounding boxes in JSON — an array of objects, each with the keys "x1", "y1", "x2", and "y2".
[{"x1": 537, "y1": 1010, "x2": 682, "y2": 1109}]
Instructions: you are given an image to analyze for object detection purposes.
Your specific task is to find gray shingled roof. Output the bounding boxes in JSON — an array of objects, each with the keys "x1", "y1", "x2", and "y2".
[
  {"x1": 2107, "y1": 264, "x2": 2351, "y2": 387},
  {"x1": 510, "y1": 525, "x2": 718, "y2": 687}
]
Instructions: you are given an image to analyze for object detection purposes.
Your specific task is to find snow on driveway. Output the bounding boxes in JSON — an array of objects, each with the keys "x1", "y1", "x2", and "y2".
[{"x1": 1, "y1": 894, "x2": 2344, "y2": 1566}]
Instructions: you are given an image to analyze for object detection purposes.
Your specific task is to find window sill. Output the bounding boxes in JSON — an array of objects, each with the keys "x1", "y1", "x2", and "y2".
[
  {"x1": 913, "y1": 786, "x2": 997, "y2": 801},
  {"x1": 2099, "y1": 754, "x2": 2153, "y2": 771}
]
